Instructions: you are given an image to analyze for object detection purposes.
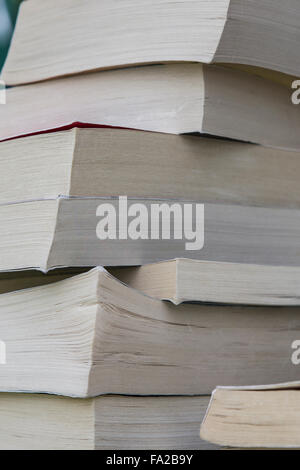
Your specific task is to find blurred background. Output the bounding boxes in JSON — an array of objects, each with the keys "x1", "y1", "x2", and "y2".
[{"x1": 0, "y1": 0, "x2": 22, "y2": 71}]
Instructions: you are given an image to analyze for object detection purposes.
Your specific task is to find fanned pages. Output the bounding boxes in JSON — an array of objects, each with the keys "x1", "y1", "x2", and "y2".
[
  {"x1": 2, "y1": 0, "x2": 300, "y2": 84},
  {"x1": 0, "y1": 268, "x2": 300, "y2": 397}
]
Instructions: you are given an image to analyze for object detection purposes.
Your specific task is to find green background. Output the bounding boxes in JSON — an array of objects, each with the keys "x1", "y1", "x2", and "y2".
[{"x1": 0, "y1": 0, "x2": 22, "y2": 71}]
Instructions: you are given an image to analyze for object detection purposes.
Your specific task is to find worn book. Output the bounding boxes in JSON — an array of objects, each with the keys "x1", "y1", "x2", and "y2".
[
  {"x1": 3, "y1": 128, "x2": 300, "y2": 208},
  {"x1": 200, "y1": 382, "x2": 300, "y2": 449},
  {"x1": 2, "y1": 0, "x2": 299, "y2": 84},
  {"x1": 110, "y1": 259, "x2": 300, "y2": 306},
  {"x1": 0, "y1": 267, "x2": 300, "y2": 397},
  {"x1": 2, "y1": 65, "x2": 299, "y2": 150}
]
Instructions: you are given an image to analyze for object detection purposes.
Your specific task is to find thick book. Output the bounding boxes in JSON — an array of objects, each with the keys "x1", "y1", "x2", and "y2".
[
  {"x1": 2, "y1": 64, "x2": 299, "y2": 150},
  {"x1": 0, "y1": 267, "x2": 300, "y2": 397},
  {"x1": 110, "y1": 259, "x2": 300, "y2": 306},
  {"x1": 0, "y1": 393, "x2": 214, "y2": 450},
  {"x1": 3, "y1": 128, "x2": 300, "y2": 208},
  {"x1": 3, "y1": 260, "x2": 300, "y2": 307},
  {"x1": 2, "y1": 0, "x2": 299, "y2": 84},
  {"x1": 200, "y1": 382, "x2": 300, "y2": 449},
  {"x1": 1, "y1": 197, "x2": 300, "y2": 271}
]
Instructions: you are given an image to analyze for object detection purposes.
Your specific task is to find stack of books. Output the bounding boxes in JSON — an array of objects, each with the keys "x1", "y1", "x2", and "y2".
[{"x1": 0, "y1": 0, "x2": 300, "y2": 450}]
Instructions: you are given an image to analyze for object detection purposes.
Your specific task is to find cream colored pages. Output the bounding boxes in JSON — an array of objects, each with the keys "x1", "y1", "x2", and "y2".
[
  {"x1": 2, "y1": 64, "x2": 205, "y2": 139},
  {"x1": 1, "y1": 64, "x2": 299, "y2": 150},
  {"x1": 2, "y1": 0, "x2": 230, "y2": 84},
  {"x1": 0, "y1": 199, "x2": 59, "y2": 273},
  {"x1": 0, "y1": 393, "x2": 214, "y2": 450},
  {"x1": 202, "y1": 65, "x2": 300, "y2": 151},
  {"x1": 2, "y1": 0, "x2": 300, "y2": 84},
  {"x1": 214, "y1": 0, "x2": 300, "y2": 76},
  {"x1": 111, "y1": 259, "x2": 300, "y2": 306},
  {"x1": 176, "y1": 259, "x2": 300, "y2": 306},
  {"x1": 200, "y1": 384, "x2": 300, "y2": 448},
  {"x1": 1, "y1": 267, "x2": 300, "y2": 397},
  {"x1": 4, "y1": 128, "x2": 300, "y2": 207},
  {"x1": 0, "y1": 131, "x2": 75, "y2": 204}
]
